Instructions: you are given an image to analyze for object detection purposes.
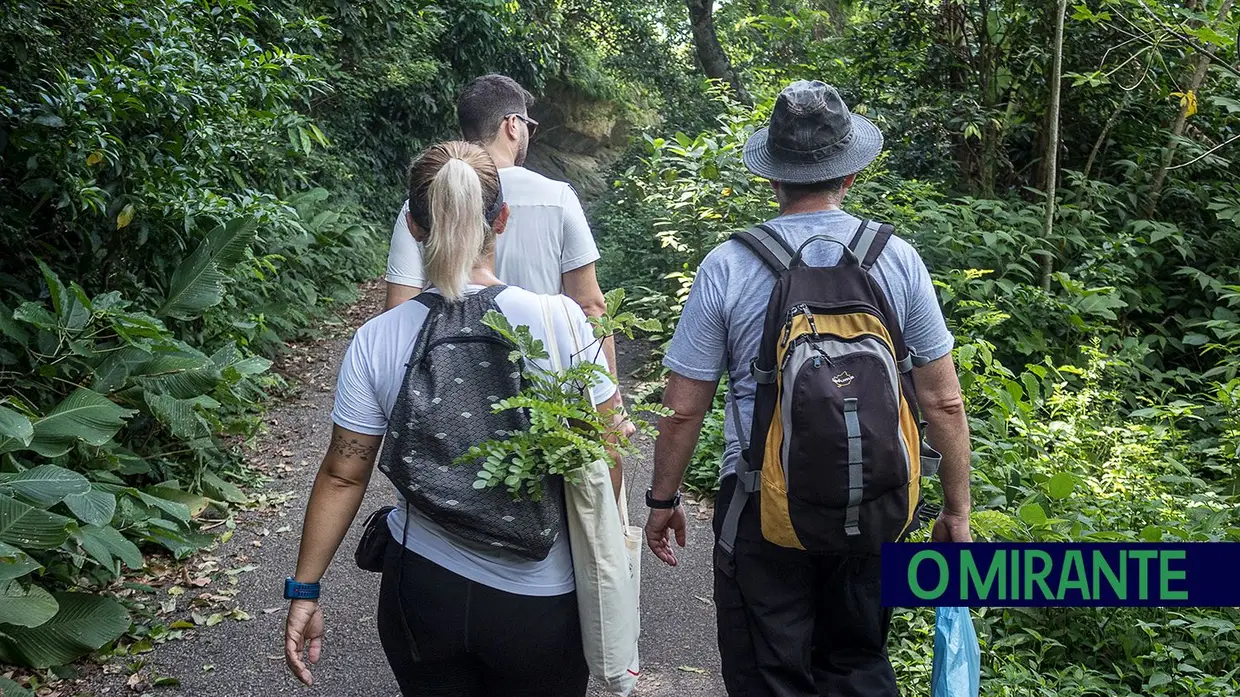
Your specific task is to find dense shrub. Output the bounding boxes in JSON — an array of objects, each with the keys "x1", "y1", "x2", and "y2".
[
  {"x1": 593, "y1": 90, "x2": 1240, "y2": 695},
  {"x1": 0, "y1": 0, "x2": 383, "y2": 666}
]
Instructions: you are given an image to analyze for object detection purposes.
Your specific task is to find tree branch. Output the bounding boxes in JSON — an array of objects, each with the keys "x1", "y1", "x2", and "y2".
[
  {"x1": 1167, "y1": 132, "x2": 1240, "y2": 170},
  {"x1": 1135, "y1": 0, "x2": 1240, "y2": 81}
]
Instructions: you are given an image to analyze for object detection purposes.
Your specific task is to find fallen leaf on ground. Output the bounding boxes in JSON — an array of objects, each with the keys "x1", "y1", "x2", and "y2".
[
  {"x1": 226, "y1": 564, "x2": 259, "y2": 576},
  {"x1": 677, "y1": 666, "x2": 708, "y2": 674}
]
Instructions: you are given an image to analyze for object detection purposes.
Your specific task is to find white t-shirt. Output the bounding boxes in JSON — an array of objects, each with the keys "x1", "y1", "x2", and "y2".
[
  {"x1": 385, "y1": 166, "x2": 601, "y2": 295},
  {"x1": 331, "y1": 285, "x2": 616, "y2": 596}
]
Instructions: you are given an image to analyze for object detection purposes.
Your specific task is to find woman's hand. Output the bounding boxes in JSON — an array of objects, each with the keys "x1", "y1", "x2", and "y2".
[{"x1": 284, "y1": 599, "x2": 325, "y2": 685}]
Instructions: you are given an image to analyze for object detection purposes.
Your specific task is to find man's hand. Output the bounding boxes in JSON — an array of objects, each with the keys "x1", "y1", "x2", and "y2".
[
  {"x1": 645, "y1": 505, "x2": 687, "y2": 566},
  {"x1": 285, "y1": 599, "x2": 325, "y2": 686},
  {"x1": 931, "y1": 508, "x2": 972, "y2": 543}
]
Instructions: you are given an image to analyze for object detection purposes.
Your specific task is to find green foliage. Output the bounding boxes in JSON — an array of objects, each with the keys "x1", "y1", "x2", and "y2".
[
  {"x1": 592, "y1": 2, "x2": 1240, "y2": 687},
  {"x1": 0, "y1": 0, "x2": 385, "y2": 667},
  {"x1": 0, "y1": 591, "x2": 131, "y2": 668},
  {"x1": 459, "y1": 290, "x2": 669, "y2": 499}
]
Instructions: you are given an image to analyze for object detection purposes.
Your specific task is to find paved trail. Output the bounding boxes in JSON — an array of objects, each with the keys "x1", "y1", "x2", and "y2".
[{"x1": 82, "y1": 282, "x2": 725, "y2": 697}]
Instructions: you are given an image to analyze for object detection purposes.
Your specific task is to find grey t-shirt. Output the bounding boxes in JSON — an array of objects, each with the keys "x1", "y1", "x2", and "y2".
[{"x1": 663, "y1": 209, "x2": 954, "y2": 480}]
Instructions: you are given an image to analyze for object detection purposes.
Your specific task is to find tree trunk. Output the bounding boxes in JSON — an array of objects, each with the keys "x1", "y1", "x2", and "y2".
[
  {"x1": 1082, "y1": 92, "x2": 1132, "y2": 181},
  {"x1": 1039, "y1": 0, "x2": 1067, "y2": 292},
  {"x1": 684, "y1": 0, "x2": 752, "y2": 105},
  {"x1": 1143, "y1": 0, "x2": 1234, "y2": 217}
]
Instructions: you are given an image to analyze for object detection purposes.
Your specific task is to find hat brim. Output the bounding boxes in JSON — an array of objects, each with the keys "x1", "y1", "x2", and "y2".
[{"x1": 742, "y1": 113, "x2": 883, "y2": 183}]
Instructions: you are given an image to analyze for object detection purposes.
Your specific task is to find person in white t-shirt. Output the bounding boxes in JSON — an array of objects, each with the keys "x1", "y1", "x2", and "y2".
[
  {"x1": 284, "y1": 141, "x2": 619, "y2": 697},
  {"x1": 383, "y1": 74, "x2": 622, "y2": 397}
]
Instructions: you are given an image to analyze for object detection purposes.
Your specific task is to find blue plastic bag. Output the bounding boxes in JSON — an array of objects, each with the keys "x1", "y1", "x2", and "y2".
[{"x1": 930, "y1": 607, "x2": 981, "y2": 697}]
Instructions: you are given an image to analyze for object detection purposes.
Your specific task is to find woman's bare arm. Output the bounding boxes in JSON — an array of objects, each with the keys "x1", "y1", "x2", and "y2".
[{"x1": 292, "y1": 425, "x2": 383, "y2": 583}]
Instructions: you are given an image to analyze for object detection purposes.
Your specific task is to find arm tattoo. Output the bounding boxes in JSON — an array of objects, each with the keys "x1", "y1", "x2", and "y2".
[{"x1": 327, "y1": 431, "x2": 379, "y2": 461}]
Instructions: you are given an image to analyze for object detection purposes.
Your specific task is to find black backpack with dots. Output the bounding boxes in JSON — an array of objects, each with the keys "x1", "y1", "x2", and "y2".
[{"x1": 374, "y1": 286, "x2": 564, "y2": 561}]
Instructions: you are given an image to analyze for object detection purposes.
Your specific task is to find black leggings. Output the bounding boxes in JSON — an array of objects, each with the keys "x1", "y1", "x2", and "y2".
[{"x1": 376, "y1": 541, "x2": 589, "y2": 697}]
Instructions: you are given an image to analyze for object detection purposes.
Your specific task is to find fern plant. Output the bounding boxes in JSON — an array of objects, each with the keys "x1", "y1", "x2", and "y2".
[{"x1": 457, "y1": 290, "x2": 670, "y2": 500}]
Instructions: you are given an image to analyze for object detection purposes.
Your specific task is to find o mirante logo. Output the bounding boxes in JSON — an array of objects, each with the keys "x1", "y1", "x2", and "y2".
[{"x1": 881, "y1": 543, "x2": 1239, "y2": 607}]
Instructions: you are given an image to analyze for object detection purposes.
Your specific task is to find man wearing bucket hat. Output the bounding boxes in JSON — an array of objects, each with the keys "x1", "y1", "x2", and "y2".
[{"x1": 644, "y1": 81, "x2": 974, "y2": 696}]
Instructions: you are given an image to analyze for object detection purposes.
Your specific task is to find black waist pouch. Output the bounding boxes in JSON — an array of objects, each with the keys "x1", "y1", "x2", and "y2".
[{"x1": 355, "y1": 506, "x2": 396, "y2": 572}]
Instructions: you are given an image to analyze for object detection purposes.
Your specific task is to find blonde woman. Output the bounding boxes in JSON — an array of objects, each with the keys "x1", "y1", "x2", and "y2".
[{"x1": 282, "y1": 141, "x2": 619, "y2": 696}]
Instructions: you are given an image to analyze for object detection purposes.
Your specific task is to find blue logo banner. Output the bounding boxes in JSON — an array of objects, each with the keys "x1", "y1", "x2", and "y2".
[{"x1": 881, "y1": 543, "x2": 1240, "y2": 607}]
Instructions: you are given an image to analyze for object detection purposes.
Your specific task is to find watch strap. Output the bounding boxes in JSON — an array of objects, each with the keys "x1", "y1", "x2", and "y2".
[
  {"x1": 284, "y1": 577, "x2": 320, "y2": 600},
  {"x1": 645, "y1": 489, "x2": 682, "y2": 509}
]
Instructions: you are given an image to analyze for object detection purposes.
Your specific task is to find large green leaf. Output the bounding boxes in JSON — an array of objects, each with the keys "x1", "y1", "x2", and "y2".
[
  {"x1": 145, "y1": 486, "x2": 210, "y2": 518},
  {"x1": 90, "y1": 345, "x2": 149, "y2": 394},
  {"x1": 76, "y1": 524, "x2": 143, "y2": 572},
  {"x1": 211, "y1": 342, "x2": 271, "y2": 381},
  {"x1": 0, "y1": 542, "x2": 41, "y2": 581},
  {"x1": 0, "y1": 553, "x2": 41, "y2": 582},
  {"x1": 0, "y1": 676, "x2": 33, "y2": 696},
  {"x1": 25, "y1": 389, "x2": 137, "y2": 458},
  {"x1": 144, "y1": 392, "x2": 211, "y2": 441},
  {"x1": 64, "y1": 489, "x2": 117, "y2": 526},
  {"x1": 0, "y1": 592, "x2": 130, "y2": 667},
  {"x1": 0, "y1": 406, "x2": 34, "y2": 455},
  {"x1": 200, "y1": 471, "x2": 247, "y2": 505},
  {"x1": 157, "y1": 217, "x2": 258, "y2": 319},
  {"x1": 0, "y1": 494, "x2": 74, "y2": 550},
  {"x1": 0, "y1": 465, "x2": 90, "y2": 506},
  {"x1": 0, "y1": 580, "x2": 58, "y2": 628},
  {"x1": 0, "y1": 300, "x2": 30, "y2": 344},
  {"x1": 136, "y1": 363, "x2": 222, "y2": 399},
  {"x1": 37, "y1": 260, "x2": 90, "y2": 332},
  {"x1": 139, "y1": 519, "x2": 211, "y2": 559},
  {"x1": 127, "y1": 345, "x2": 221, "y2": 399},
  {"x1": 135, "y1": 490, "x2": 191, "y2": 523}
]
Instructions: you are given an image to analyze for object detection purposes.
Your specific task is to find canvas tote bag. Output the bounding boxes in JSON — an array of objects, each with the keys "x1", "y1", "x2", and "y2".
[{"x1": 540, "y1": 295, "x2": 641, "y2": 696}]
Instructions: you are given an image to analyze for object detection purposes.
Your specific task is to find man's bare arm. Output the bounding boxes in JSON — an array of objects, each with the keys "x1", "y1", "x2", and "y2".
[
  {"x1": 384, "y1": 282, "x2": 420, "y2": 311},
  {"x1": 911, "y1": 354, "x2": 972, "y2": 539},
  {"x1": 650, "y1": 373, "x2": 718, "y2": 498},
  {"x1": 645, "y1": 372, "x2": 718, "y2": 566},
  {"x1": 561, "y1": 263, "x2": 618, "y2": 381}
]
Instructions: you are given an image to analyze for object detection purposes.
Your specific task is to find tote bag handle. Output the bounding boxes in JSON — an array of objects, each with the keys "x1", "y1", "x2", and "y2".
[{"x1": 554, "y1": 296, "x2": 630, "y2": 527}]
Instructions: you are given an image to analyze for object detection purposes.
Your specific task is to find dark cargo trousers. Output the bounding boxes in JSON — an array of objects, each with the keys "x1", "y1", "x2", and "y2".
[{"x1": 713, "y1": 475, "x2": 900, "y2": 697}]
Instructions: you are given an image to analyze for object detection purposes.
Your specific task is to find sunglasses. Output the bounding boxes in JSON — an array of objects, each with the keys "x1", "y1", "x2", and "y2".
[{"x1": 505, "y1": 112, "x2": 539, "y2": 138}]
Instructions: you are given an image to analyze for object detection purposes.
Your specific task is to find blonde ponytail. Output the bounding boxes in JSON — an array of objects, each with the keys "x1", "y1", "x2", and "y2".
[
  {"x1": 406, "y1": 141, "x2": 503, "y2": 302},
  {"x1": 424, "y1": 159, "x2": 489, "y2": 301}
]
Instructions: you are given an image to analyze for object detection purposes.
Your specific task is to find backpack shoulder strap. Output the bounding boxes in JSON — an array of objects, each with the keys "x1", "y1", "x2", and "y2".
[
  {"x1": 730, "y1": 224, "x2": 795, "y2": 273},
  {"x1": 848, "y1": 219, "x2": 896, "y2": 272},
  {"x1": 413, "y1": 292, "x2": 444, "y2": 311}
]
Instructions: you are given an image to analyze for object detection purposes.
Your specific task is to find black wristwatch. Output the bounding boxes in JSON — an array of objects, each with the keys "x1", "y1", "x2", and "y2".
[{"x1": 645, "y1": 488, "x2": 682, "y2": 509}]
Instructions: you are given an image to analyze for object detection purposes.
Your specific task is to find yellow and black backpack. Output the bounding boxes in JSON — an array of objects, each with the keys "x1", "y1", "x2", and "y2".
[{"x1": 716, "y1": 220, "x2": 942, "y2": 561}]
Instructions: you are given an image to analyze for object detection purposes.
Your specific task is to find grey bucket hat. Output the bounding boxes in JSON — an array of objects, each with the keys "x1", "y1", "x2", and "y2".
[{"x1": 742, "y1": 80, "x2": 883, "y2": 183}]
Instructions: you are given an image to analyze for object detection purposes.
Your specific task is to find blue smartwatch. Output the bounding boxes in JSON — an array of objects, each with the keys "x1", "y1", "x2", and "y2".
[{"x1": 284, "y1": 577, "x2": 320, "y2": 600}]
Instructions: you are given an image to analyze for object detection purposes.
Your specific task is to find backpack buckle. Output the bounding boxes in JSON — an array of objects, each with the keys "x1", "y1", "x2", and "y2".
[
  {"x1": 750, "y1": 358, "x2": 777, "y2": 385},
  {"x1": 738, "y1": 470, "x2": 761, "y2": 493}
]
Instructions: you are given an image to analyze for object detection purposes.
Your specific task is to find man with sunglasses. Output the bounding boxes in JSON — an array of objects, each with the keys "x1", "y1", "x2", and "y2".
[{"x1": 384, "y1": 74, "x2": 622, "y2": 401}]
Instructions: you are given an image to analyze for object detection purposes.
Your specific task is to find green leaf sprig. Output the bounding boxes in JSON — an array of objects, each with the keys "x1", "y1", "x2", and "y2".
[{"x1": 456, "y1": 290, "x2": 670, "y2": 500}]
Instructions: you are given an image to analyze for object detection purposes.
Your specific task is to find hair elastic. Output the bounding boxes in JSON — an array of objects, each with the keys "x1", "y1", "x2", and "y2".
[{"x1": 408, "y1": 166, "x2": 505, "y2": 233}]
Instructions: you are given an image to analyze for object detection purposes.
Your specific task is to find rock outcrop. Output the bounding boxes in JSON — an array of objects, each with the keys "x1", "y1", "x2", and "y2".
[{"x1": 524, "y1": 80, "x2": 634, "y2": 203}]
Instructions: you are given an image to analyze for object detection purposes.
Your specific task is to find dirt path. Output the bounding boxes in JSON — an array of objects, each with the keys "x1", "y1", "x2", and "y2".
[{"x1": 76, "y1": 280, "x2": 725, "y2": 697}]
